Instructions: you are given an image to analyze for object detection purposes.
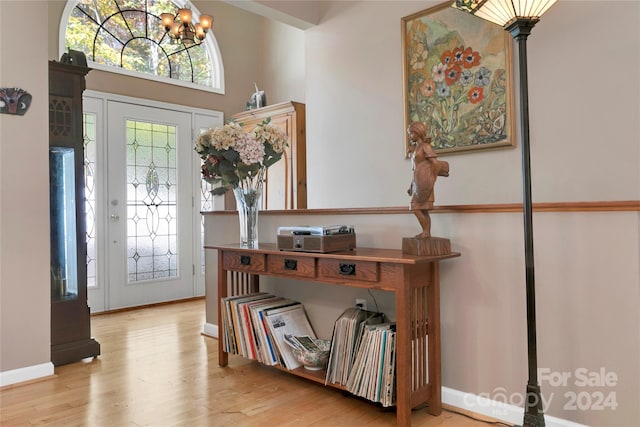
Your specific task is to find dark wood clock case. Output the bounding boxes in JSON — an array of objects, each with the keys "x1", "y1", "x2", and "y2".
[{"x1": 49, "y1": 60, "x2": 100, "y2": 366}]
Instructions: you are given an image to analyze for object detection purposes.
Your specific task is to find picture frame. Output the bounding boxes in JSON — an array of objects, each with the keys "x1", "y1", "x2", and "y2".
[{"x1": 402, "y1": 1, "x2": 515, "y2": 155}]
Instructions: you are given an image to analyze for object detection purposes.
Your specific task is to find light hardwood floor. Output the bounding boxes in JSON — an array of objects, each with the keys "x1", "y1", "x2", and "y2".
[{"x1": 1, "y1": 299, "x2": 506, "y2": 427}]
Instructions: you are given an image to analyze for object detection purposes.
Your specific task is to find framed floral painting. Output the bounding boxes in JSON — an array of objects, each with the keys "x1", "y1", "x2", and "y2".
[{"x1": 402, "y1": 1, "x2": 515, "y2": 155}]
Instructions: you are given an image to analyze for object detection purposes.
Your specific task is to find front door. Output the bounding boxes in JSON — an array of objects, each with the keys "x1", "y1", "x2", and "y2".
[{"x1": 106, "y1": 101, "x2": 194, "y2": 309}]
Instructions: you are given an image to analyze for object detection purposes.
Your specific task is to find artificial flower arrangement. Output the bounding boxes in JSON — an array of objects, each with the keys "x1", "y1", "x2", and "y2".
[{"x1": 194, "y1": 118, "x2": 287, "y2": 195}]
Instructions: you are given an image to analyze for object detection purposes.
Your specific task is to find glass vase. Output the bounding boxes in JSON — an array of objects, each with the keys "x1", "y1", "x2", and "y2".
[{"x1": 233, "y1": 183, "x2": 263, "y2": 249}]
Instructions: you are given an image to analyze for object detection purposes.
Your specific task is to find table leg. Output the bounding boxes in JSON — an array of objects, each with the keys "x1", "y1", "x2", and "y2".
[
  {"x1": 395, "y1": 266, "x2": 412, "y2": 427},
  {"x1": 427, "y1": 262, "x2": 442, "y2": 415},
  {"x1": 218, "y1": 250, "x2": 228, "y2": 367}
]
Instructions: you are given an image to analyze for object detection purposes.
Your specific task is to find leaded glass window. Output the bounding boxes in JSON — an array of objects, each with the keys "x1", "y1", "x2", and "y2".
[
  {"x1": 61, "y1": 0, "x2": 224, "y2": 93},
  {"x1": 126, "y1": 120, "x2": 178, "y2": 281},
  {"x1": 83, "y1": 112, "x2": 98, "y2": 288}
]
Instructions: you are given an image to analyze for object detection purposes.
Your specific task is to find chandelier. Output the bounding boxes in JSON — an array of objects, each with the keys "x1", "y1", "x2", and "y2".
[{"x1": 160, "y1": 8, "x2": 213, "y2": 45}]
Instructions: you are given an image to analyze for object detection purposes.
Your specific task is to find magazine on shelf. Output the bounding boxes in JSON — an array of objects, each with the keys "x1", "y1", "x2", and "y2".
[
  {"x1": 221, "y1": 292, "x2": 270, "y2": 354},
  {"x1": 345, "y1": 322, "x2": 396, "y2": 406},
  {"x1": 285, "y1": 335, "x2": 320, "y2": 352},
  {"x1": 230, "y1": 293, "x2": 275, "y2": 358},
  {"x1": 263, "y1": 303, "x2": 317, "y2": 370},
  {"x1": 240, "y1": 295, "x2": 286, "y2": 360},
  {"x1": 325, "y1": 307, "x2": 385, "y2": 386},
  {"x1": 249, "y1": 298, "x2": 297, "y2": 365},
  {"x1": 221, "y1": 294, "x2": 318, "y2": 369},
  {"x1": 382, "y1": 331, "x2": 397, "y2": 407}
]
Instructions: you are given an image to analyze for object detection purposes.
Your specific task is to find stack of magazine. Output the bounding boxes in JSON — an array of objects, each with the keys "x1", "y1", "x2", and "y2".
[
  {"x1": 345, "y1": 322, "x2": 397, "y2": 407},
  {"x1": 325, "y1": 307, "x2": 385, "y2": 385},
  {"x1": 325, "y1": 306, "x2": 402, "y2": 407},
  {"x1": 220, "y1": 292, "x2": 317, "y2": 370}
]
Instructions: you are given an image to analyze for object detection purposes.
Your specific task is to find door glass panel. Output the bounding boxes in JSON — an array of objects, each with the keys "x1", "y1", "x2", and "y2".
[
  {"x1": 200, "y1": 179, "x2": 214, "y2": 273},
  {"x1": 126, "y1": 120, "x2": 178, "y2": 282},
  {"x1": 83, "y1": 112, "x2": 97, "y2": 288}
]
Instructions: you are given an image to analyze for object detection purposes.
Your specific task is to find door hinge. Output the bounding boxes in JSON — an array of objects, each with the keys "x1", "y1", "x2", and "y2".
[{"x1": 193, "y1": 264, "x2": 196, "y2": 275}]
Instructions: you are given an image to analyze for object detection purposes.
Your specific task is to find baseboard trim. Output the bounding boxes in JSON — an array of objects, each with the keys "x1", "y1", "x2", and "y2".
[
  {"x1": 0, "y1": 362, "x2": 55, "y2": 388},
  {"x1": 442, "y1": 387, "x2": 588, "y2": 427},
  {"x1": 202, "y1": 322, "x2": 218, "y2": 338}
]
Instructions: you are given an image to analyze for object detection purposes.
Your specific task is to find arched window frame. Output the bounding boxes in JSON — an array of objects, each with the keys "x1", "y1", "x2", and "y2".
[{"x1": 59, "y1": 0, "x2": 225, "y2": 94}]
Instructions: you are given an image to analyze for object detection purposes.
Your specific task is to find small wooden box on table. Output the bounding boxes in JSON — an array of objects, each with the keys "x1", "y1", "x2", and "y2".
[{"x1": 207, "y1": 243, "x2": 459, "y2": 427}]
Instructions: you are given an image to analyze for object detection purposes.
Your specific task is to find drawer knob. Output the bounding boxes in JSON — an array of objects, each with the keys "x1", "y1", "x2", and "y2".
[
  {"x1": 339, "y1": 263, "x2": 356, "y2": 275},
  {"x1": 240, "y1": 255, "x2": 251, "y2": 266},
  {"x1": 284, "y1": 259, "x2": 298, "y2": 270}
]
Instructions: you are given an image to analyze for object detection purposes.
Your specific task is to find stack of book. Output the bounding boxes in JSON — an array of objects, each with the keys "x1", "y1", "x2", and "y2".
[{"x1": 220, "y1": 293, "x2": 317, "y2": 370}]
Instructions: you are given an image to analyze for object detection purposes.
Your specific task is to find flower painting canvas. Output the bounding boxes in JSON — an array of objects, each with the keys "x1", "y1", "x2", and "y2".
[{"x1": 402, "y1": 1, "x2": 515, "y2": 155}]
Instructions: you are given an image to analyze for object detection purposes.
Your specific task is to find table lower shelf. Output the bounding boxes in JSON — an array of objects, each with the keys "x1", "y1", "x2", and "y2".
[{"x1": 226, "y1": 354, "x2": 434, "y2": 412}]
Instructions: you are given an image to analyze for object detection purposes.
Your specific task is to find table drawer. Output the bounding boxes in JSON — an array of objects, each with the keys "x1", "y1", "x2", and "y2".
[
  {"x1": 317, "y1": 258, "x2": 379, "y2": 283},
  {"x1": 223, "y1": 251, "x2": 266, "y2": 272},
  {"x1": 268, "y1": 254, "x2": 316, "y2": 278}
]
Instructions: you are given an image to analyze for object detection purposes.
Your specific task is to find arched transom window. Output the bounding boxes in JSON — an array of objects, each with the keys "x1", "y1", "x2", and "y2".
[{"x1": 60, "y1": 0, "x2": 224, "y2": 93}]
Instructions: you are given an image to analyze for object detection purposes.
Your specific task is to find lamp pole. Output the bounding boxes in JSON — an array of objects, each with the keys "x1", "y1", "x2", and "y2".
[
  {"x1": 450, "y1": 2, "x2": 557, "y2": 425},
  {"x1": 506, "y1": 18, "x2": 545, "y2": 427}
]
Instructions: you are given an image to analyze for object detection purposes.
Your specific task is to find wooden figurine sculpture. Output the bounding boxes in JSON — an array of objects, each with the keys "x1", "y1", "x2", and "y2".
[{"x1": 403, "y1": 122, "x2": 451, "y2": 255}]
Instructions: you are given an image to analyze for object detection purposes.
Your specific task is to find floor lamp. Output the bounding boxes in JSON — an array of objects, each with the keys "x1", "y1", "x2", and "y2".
[{"x1": 450, "y1": 1, "x2": 558, "y2": 426}]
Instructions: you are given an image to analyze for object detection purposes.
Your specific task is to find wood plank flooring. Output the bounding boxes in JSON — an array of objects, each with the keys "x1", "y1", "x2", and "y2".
[{"x1": 0, "y1": 299, "x2": 506, "y2": 427}]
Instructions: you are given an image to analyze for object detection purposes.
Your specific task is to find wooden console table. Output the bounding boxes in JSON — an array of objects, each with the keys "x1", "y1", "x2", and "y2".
[{"x1": 207, "y1": 243, "x2": 459, "y2": 426}]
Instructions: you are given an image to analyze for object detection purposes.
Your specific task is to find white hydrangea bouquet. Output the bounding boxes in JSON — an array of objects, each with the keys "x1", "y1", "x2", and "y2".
[{"x1": 195, "y1": 118, "x2": 287, "y2": 195}]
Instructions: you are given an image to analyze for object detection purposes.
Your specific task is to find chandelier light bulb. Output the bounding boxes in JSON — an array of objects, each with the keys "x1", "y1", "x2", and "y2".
[
  {"x1": 195, "y1": 23, "x2": 206, "y2": 40},
  {"x1": 199, "y1": 14, "x2": 213, "y2": 31},
  {"x1": 160, "y1": 12, "x2": 174, "y2": 30},
  {"x1": 178, "y1": 8, "x2": 192, "y2": 25},
  {"x1": 170, "y1": 22, "x2": 181, "y2": 38}
]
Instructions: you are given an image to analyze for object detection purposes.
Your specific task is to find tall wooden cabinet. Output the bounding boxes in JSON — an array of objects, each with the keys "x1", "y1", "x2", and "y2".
[
  {"x1": 49, "y1": 60, "x2": 100, "y2": 366},
  {"x1": 231, "y1": 101, "x2": 307, "y2": 210}
]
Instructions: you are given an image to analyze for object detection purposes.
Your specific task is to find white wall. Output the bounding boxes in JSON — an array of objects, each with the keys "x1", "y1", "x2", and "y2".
[
  {"x1": 206, "y1": 1, "x2": 640, "y2": 426},
  {"x1": 0, "y1": 1, "x2": 52, "y2": 377},
  {"x1": 260, "y1": 19, "x2": 306, "y2": 105},
  {"x1": 304, "y1": 1, "x2": 639, "y2": 208}
]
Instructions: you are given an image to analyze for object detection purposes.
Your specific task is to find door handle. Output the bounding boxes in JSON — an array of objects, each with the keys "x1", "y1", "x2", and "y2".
[{"x1": 110, "y1": 214, "x2": 120, "y2": 222}]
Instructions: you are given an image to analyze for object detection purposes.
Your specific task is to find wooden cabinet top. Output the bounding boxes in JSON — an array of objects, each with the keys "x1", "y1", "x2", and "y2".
[
  {"x1": 231, "y1": 101, "x2": 304, "y2": 122},
  {"x1": 206, "y1": 243, "x2": 460, "y2": 264}
]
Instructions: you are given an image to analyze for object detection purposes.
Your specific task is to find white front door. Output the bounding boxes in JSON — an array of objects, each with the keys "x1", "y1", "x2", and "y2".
[
  {"x1": 83, "y1": 93, "x2": 222, "y2": 312},
  {"x1": 106, "y1": 101, "x2": 195, "y2": 309}
]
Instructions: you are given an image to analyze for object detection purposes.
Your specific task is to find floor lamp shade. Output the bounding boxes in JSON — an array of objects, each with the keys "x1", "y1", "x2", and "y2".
[{"x1": 452, "y1": 0, "x2": 557, "y2": 26}]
